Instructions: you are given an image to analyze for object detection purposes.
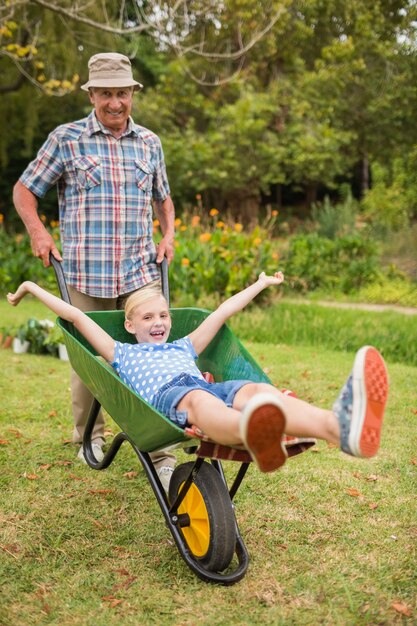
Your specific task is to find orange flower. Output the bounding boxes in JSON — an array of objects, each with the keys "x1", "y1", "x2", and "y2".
[
  {"x1": 180, "y1": 225, "x2": 187, "y2": 232},
  {"x1": 216, "y1": 221, "x2": 225, "y2": 228},
  {"x1": 272, "y1": 210, "x2": 279, "y2": 217},
  {"x1": 272, "y1": 252, "x2": 280, "y2": 261},
  {"x1": 40, "y1": 214, "x2": 47, "y2": 223},
  {"x1": 199, "y1": 233, "x2": 211, "y2": 243},
  {"x1": 153, "y1": 219, "x2": 160, "y2": 227},
  {"x1": 253, "y1": 237, "x2": 262, "y2": 246},
  {"x1": 191, "y1": 215, "x2": 200, "y2": 227},
  {"x1": 209, "y1": 208, "x2": 219, "y2": 216},
  {"x1": 234, "y1": 223, "x2": 243, "y2": 233},
  {"x1": 181, "y1": 258, "x2": 190, "y2": 266},
  {"x1": 174, "y1": 218, "x2": 182, "y2": 227},
  {"x1": 196, "y1": 194, "x2": 202, "y2": 200},
  {"x1": 0, "y1": 213, "x2": 3, "y2": 224}
]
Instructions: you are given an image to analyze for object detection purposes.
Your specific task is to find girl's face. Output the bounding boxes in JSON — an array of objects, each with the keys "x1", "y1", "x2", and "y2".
[{"x1": 124, "y1": 295, "x2": 171, "y2": 344}]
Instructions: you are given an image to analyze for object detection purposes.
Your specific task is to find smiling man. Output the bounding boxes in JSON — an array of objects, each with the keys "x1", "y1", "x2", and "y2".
[{"x1": 12, "y1": 52, "x2": 176, "y2": 488}]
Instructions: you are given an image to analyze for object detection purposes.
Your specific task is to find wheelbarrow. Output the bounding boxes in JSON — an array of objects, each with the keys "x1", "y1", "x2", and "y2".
[{"x1": 51, "y1": 257, "x2": 315, "y2": 584}]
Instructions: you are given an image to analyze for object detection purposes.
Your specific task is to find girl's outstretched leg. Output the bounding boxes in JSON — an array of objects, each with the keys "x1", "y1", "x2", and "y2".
[{"x1": 239, "y1": 346, "x2": 388, "y2": 465}]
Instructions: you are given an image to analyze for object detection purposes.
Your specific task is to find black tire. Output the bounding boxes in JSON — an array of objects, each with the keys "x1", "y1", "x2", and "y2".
[{"x1": 169, "y1": 461, "x2": 236, "y2": 572}]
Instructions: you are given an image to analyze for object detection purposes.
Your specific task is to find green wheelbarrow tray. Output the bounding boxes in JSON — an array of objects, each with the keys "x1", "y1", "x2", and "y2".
[{"x1": 57, "y1": 308, "x2": 271, "y2": 454}]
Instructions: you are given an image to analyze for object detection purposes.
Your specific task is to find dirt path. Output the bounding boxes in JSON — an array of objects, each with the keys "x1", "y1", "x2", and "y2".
[{"x1": 286, "y1": 299, "x2": 417, "y2": 316}]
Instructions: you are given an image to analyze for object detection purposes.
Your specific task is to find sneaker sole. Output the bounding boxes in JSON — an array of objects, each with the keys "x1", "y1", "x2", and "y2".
[
  {"x1": 350, "y1": 346, "x2": 389, "y2": 458},
  {"x1": 241, "y1": 394, "x2": 288, "y2": 473}
]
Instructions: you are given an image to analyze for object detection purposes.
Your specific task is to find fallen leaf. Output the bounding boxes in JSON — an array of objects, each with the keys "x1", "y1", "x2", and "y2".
[
  {"x1": 366, "y1": 474, "x2": 378, "y2": 482},
  {"x1": 92, "y1": 519, "x2": 104, "y2": 528},
  {"x1": 39, "y1": 464, "x2": 52, "y2": 471},
  {"x1": 411, "y1": 409, "x2": 417, "y2": 415},
  {"x1": 0, "y1": 440, "x2": 9, "y2": 445},
  {"x1": 301, "y1": 370, "x2": 310, "y2": 378},
  {"x1": 48, "y1": 410, "x2": 57, "y2": 417},
  {"x1": 109, "y1": 599, "x2": 123, "y2": 608},
  {"x1": 1, "y1": 543, "x2": 20, "y2": 558},
  {"x1": 55, "y1": 460, "x2": 72, "y2": 466},
  {"x1": 41, "y1": 602, "x2": 51, "y2": 615},
  {"x1": 368, "y1": 502, "x2": 378, "y2": 510},
  {"x1": 347, "y1": 488, "x2": 362, "y2": 497},
  {"x1": 352, "y1": 471, "x2": 362, "y2": 479},
  {"x1": 411, "y1": 458, "x2": 417, "y2": 466},
  {"x1": 8, "y1": 428, "x2": 23, "y2": 438},
  {"x1": 391, "y1": 601, "x2": 412, "y2": 617},
  {"x1": 88, "y1": 489, "x2": 113, "y2": 495},
  {"x1": 24, "y1": 473, "x2": 39, "y2": 480},
  {"x1": 113, "y1": 568, "x2": 130, "y2": 576},
  {"x1": 67, "y1": 473, "x2": 84, "y2": 481},
  {"x1": 112, "y1": 575, "x2": 137, "y2": 592},
  {"x1": 123, "y1": 471, "x2": 138, "y2": 480}
]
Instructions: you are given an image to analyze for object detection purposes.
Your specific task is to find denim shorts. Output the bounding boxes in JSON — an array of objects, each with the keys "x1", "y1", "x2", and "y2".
[{"x1": 152, "y1": 373, "x2": 252, "y2": 428}]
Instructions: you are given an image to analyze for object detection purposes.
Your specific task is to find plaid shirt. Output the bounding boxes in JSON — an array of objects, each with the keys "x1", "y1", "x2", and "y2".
[{"x1": 20, "y1": 111, "x2": 170, "y2": 297}]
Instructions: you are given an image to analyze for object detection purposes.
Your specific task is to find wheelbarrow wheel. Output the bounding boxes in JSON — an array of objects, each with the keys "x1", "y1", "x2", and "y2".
[{"x1": 169, "y1": 461, "x2": 236, "y2": 572}]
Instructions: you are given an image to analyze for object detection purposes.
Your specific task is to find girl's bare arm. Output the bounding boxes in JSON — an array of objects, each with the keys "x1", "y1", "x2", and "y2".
[
  {"x1": 7, "y1": 281, "x2": 115, "y2": 362},
  {"x1": 188, "y1": 271, "x2": 284, "y2": 355}
]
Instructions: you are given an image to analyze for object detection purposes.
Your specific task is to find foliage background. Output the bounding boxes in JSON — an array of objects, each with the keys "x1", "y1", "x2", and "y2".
[{"x1": 1, "y1": 1, "x2": 417, "y2": 304}]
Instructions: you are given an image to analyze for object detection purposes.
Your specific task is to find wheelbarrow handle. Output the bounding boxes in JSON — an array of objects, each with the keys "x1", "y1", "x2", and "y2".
[
  {"x1": 49, "y1": 254, "x2": 71, "y2": 304},
  {"x1": 160, "y1": 256, "x2": 170, "y2": 306},
  {"x1": 49, "y1": 253, "x2": 170, "y2": 306}
]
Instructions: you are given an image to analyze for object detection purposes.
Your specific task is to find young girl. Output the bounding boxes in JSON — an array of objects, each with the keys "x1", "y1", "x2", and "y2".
[{"x1": 7, "y1": 272, "x2": 389, "y2": 473}]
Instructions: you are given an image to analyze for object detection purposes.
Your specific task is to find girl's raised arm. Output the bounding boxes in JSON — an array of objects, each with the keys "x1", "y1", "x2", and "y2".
[
  {"x1": 188, "y1": 271, "x2": 284, "y2": 355},
  {"x1": 7, "y1": 281, "x2": 115, "y2": 362}
]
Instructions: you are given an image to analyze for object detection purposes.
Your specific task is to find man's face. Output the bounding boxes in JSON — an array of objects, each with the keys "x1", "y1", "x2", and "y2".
[{"x1": 89, "y1": 87, "x2": 133, "y2": 135}]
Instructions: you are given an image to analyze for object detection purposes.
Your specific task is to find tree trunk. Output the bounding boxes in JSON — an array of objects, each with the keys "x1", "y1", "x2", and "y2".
[
  {"x1": 361, "y1": 154, "x2": 370, "y2": 195},
  {"x1": 305, "y1": 183, "x2": 318, "y2": 208},
  {"x1": 226, "y1": 193, "x2": 260, "y2": 224}
]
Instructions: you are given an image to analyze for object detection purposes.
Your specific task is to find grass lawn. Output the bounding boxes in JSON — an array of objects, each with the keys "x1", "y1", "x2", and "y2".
[{"x1": 0, "y1": 299, "x2": 416, "y2": 625}]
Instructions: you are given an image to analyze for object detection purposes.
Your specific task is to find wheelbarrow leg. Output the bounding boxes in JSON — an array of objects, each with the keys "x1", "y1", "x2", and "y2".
[{"x1": 82, "y1": 397, "x2": 129, "y2": 469}]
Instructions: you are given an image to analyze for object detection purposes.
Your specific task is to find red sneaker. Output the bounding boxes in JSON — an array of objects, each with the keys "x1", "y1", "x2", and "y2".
[{"x1": 240, "y1": 393, "x2": 288, "y2": 472}]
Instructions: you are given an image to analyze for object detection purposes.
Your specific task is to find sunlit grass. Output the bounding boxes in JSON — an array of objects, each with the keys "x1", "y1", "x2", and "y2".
[{"x1": 0, "y1": 296, "x2": 416, "y2": 624}]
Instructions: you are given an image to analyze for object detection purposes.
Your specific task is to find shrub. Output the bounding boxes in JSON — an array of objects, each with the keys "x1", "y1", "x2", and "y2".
[
  {"x1": 160, "y1": 207, "x2": 281, "y2": 305},
  {"x1": 282, "y1": 233, "x2": 381, "y2": 293},
  {"x1": 16, "y1": 318, "x2": 59, "y2": 356},
  {"x1": 0, "y1": 218, "x2": 60, "y2": 295},
  {"x1": 361, "y1": 162, "x2": 411, "y2": 234},
  {"x1": 311, "y1": 187, "x2": 358, "y2": 239}
]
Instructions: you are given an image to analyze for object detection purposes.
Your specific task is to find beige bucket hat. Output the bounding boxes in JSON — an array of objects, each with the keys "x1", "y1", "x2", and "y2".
[{"x1": 81, "y1": 52, "x2": 143, "y2": 91}]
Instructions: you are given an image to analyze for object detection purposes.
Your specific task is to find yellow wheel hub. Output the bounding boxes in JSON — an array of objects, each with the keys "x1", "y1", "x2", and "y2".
[{"x1": 178, "y1": 482, "x2": 210, "y2": 557}]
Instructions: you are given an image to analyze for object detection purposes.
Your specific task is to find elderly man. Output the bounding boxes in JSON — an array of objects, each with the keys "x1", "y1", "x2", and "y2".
[{"x1": 13, "y1": 52, "x2": 176, "y2": 491}]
